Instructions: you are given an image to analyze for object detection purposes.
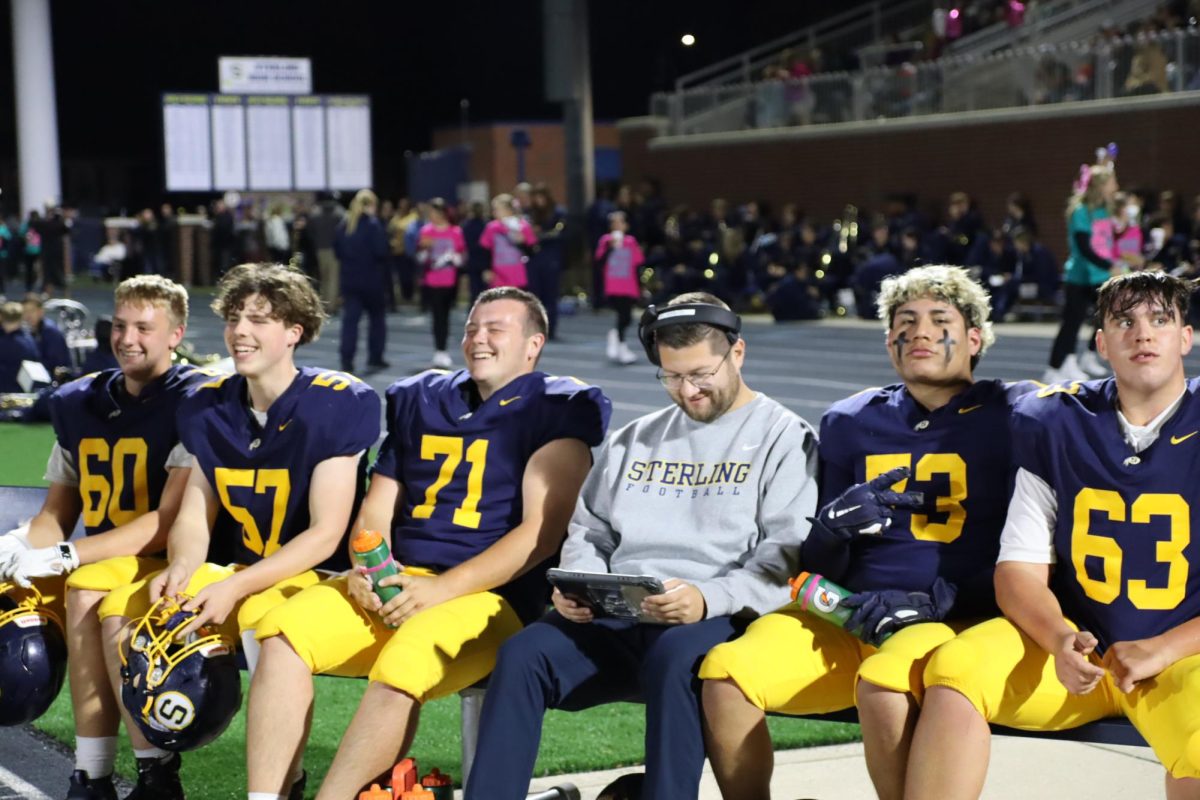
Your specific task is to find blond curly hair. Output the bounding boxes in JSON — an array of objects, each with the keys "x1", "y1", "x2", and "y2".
[{"x1": 877, "y1": 265, "x2": 996, "y2": 362}]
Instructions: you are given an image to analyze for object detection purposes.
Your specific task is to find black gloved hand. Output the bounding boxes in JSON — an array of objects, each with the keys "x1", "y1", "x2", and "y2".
[
  {"x1": 815, "y1": 466, "x2": 925, "y2": 538},
  {"x1": 842, "y1": 577, "x2": 957, "y2": 647}
]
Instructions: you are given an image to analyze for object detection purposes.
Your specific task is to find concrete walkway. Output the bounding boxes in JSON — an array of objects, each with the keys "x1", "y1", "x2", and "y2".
[{"x1": 522, "y1": 737, "x2": 1165, "y2": 800}]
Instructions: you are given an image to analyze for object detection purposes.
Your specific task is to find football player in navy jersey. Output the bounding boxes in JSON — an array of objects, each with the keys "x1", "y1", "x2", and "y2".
[
  {"x1": 908, "y1": 271, "x2": 1200, "y2": 799},
  {"x1": 0, "y1": 276, "x2": 205, "y2": 799},
  {"x1": 700, "y1": 266, "x2": 1036, "y2": 800},
  {"x1": 97, "y1": 263, "x2": 380, "y2": 800},
  {"x1": 245, "y1": 287, "x2": 609, "y2": 800}
]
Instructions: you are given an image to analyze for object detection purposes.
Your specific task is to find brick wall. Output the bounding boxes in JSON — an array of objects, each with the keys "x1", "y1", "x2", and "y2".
[
  {"x1": 432, "y1": 122, "x2": 619, "y2": 203},
  {"x1": 619, "y1": 97, "x2": 1200, "y2": 260}
]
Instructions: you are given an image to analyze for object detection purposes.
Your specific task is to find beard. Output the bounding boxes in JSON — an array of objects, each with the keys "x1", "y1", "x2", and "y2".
[{"x1": 673, "y1": 377, "x2": 739, "y2": 423}]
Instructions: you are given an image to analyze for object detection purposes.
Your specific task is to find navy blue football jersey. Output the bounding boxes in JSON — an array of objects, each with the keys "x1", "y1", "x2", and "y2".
[
  {"x1": 819, "y1": 379, "x2": 1037, "y2": 609},
  {"x1": 1012, "y1": 378, "x2": 1200, "y2": 651},
  {"x1": 374, "y1": 369, "x2": 608, "y2": 620},
  {"x1": 49, "y1": 365, "x2": 208, "y2": 536},
  {"x1": 177, "y1": 367, "x2": 381, "y2": 567}
]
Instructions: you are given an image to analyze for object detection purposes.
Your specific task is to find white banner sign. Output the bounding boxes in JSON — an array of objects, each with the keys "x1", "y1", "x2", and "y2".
[
  {"x1": 162, "y1": 93, "x2": 370, "y2": 193},
  {"x1": 219, "y1": 56, "x2": 312, "y2": 95},
  {"x1": 211, "y1": 95, "x2": 247, "y2": 190},
  {"x1": 163, "y1": 94, "x2": 213, "y2": 191}
]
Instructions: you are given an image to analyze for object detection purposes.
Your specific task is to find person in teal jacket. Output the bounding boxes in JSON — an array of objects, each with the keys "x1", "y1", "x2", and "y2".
[{"x1": 1044, "y1": 163, "x2": 1134, "y2": 383}]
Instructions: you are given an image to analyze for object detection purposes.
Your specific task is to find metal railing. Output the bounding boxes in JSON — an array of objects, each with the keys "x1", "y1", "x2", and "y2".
[
  {"x1": 674, "y1": 0, "x2": 930, "y2": 91},
  {"x1": 945, "y1": 0, "x2": 1163, "y2": 58},
  {"x1": 650, "y1": 28, "x2": 1200, "y2": 136}
]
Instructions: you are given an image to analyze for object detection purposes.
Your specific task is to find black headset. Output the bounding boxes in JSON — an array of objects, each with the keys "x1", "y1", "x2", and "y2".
[{"x1": 637, "y1": 303, "x2": 742, "y2": 366}]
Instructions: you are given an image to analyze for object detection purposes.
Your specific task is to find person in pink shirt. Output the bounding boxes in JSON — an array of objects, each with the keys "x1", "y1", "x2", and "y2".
[
  {"x1": 479, "y1": 194, "x2": 536, "y2": 289},
  {"x1": 595, "y1": 210, "x2": 644, "y2": 365},
  {"x1": 1111, "y1": 192, "x2": 1146, "y2": 269},
  {"x1": 416, "y1": 197, "x2": 466, "y2": 369}
]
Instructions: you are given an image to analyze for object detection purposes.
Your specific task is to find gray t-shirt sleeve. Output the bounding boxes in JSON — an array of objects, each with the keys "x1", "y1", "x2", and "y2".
[
  {"x1": 692, "y1": 416, "x2": 819, "y2": 617},
  {"x1": 44, "y1": 443, "x2": 79, "y2": 486},
  {"x1": 559, "y1": 438, "x2": 620, "y2": 573}
]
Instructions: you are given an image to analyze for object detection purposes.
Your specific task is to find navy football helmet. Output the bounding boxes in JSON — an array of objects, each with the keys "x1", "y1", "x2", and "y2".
[
  {"x1": 0, "y1": 581, "x2": 68, "y2": 725},
  {"x1": 119, "y1": 595, "x2": 242, "y2": 751}
]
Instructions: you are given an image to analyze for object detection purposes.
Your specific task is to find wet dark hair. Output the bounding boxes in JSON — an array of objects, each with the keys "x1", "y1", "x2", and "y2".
[{"x1": 1095, "y1": 271, "x2": 1194, "y2": 327}]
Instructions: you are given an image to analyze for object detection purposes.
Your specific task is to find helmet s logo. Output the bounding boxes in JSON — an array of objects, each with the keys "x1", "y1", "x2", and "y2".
[{"x1": 152, "y1": 691, "x2": 196, "y2": 732}]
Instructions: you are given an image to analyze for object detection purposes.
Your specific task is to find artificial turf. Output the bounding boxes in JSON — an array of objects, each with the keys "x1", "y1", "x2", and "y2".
[
  {"x1": 4, "y1": 419, "x2": 861, "y2": 797},
  {"x1": 0, "y1": 422, "x2": 54, "y2": 486}
]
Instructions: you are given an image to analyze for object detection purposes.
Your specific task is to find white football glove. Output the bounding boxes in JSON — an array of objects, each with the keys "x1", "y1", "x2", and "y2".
[
  {"x1": 5, "y1": 543, "x2": 79, "y2": 588},
  {"x1": 0, "y1": 524, "x2": 33, "y2": 576},
  {"x1": 0, "y1": 523, "x2": 33, "y2": 558}
]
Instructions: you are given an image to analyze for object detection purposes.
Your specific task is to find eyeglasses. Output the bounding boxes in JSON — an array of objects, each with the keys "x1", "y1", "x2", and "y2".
[{"x1": 656, "y1": 347, "x2": 732, "y2": 390}]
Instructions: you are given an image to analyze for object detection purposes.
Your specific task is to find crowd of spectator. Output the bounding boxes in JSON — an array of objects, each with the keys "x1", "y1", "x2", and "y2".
[
  {"x1": 5, "y1": 173, "x2": 1199, "y2": 371},
  {"x1": 1032, "y1": 3, "x2": 1200, "y2": 104},
  {"x1": 743, "y1": 1, "x2": 1198, "y2": 130},
  {"x1": 583, "y1": 180, "x2": 1200, "y2": 325},
  {"x1": 0, "y1": 291, "x2": 100, "y2": 407}
]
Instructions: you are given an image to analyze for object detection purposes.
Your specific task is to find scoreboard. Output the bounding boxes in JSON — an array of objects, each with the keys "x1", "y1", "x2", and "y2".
[{"x1": 162, "y1": 93, "x2": 372, "y2": 192}]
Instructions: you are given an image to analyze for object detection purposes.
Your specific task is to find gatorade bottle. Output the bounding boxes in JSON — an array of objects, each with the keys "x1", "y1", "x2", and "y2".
[
  {"x1": 788, "y1": 571, "x2": 854, "y2": 628},
  {"x1": 420, "y1": 768, "x2": 454, "y2": 800},
  {"x1": 352, "y1": 530, "x2": 402, "y2": 605}
]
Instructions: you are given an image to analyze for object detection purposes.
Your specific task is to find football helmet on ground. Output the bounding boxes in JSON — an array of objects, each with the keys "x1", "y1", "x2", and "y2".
[
  {"x1": 0, "y1": 581, "x2": 67, "y2": 725},
  {"x1": 118, "y1": 595, "x2": 241, "y2": 751}
]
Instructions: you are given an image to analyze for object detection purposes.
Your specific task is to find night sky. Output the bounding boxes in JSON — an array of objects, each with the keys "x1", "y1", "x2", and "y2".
[{"x1": 0, "y1": 0, "x2": 873, "y2": 206}]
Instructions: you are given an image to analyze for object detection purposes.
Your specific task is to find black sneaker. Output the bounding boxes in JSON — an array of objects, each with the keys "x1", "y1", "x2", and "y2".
[
  {"x1": 123, "y1": 753, "x2": 184, "y2": 800},
  {"x1": 287, "y1": 771, "x2": 307, "y2": 800},
  {"x1": 66, "y1": 770, "x2": 117, "y2": 800}
]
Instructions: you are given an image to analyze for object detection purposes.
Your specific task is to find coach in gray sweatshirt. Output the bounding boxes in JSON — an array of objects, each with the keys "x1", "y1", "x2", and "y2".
[{"x1": 465, "y1": 292, "x2": 818, "y2": 800}]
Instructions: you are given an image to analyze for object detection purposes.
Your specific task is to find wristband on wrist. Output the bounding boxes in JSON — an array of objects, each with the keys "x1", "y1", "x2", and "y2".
[{"x1": 58, "y1": 542, "x2": 79, "y2": 572}]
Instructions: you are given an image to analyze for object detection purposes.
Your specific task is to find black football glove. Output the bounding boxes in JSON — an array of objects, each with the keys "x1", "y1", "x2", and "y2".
[
  {"x1": 842, "y1": 577, "x2": 957, "y2": 647},
  {"x1": 815, "y1": 466, "x2": 925, "y2": 538}
]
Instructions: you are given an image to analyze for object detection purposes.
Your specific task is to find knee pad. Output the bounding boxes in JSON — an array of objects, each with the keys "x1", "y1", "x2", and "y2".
[
  {"x1": 1184, "y1": 729, "x2": 1200, "y2": 777},
  {"x1": 922, "y1": 634, "x2": 983, "y2": 690},
  {"x1": 920, "y1": 635, "x2": 994, "y2": 716},
  {"x1": 858, "y1": 648, "x2": 922, "y2": 699}
]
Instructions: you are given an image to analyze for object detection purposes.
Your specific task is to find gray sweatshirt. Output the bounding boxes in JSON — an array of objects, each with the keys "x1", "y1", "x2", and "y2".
[{"x1": 561, "y1": 393, "x2": 818, "y2": 618}]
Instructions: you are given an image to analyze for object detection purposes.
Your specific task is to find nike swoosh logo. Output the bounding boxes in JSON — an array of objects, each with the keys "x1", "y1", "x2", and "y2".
[
  {"x1": 830, "y1": 505, "x2": 861, "y2": 519},
  {"x1": 958, "y1": 405, "x2": 983, "y2": 414},
  {"x1": 742, "y1": 443, "x2": 761, "y2": 451},
  {"x1": 1171, "y1": 431, "x2": 1198, "y2": 445},
  {"x1": 498, "y1": 396, "x2": 522, "y2": 407},
  {"x1": 278, "y1": 420, "x2": 293, "y2": 431}
]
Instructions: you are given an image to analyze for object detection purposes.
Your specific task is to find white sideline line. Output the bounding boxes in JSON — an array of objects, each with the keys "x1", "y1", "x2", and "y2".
[{"x1": 0, "y1": 764, "x2": 52, "y2": 800}]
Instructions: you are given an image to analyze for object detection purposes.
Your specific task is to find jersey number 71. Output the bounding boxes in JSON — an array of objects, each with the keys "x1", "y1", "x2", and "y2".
[{"x1": 411, "y1": 435, "x2": 490, "y2": 529}]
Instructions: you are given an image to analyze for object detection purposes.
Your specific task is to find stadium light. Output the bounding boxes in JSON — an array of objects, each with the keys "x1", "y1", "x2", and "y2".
[{"x1": 681, "y1": 33, "x2": 696, "y2": 46}]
